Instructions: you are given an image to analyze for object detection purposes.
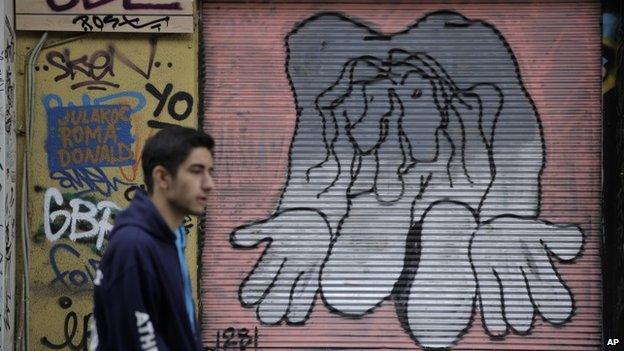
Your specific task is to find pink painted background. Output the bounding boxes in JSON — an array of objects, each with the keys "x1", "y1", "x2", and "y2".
[{"x1": 201, "y1": 1, "x2": 601, "y2": 349}]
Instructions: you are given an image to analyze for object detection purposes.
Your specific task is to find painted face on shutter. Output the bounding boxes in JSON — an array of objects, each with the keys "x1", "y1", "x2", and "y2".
[{"x1": 316, "y1": 54, "x2": 445, "y2": 203}]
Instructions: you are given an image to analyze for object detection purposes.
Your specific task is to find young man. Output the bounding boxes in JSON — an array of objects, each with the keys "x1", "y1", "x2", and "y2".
[{"x1": 92, "y1": 126, "x2": 214, "y2": 350}]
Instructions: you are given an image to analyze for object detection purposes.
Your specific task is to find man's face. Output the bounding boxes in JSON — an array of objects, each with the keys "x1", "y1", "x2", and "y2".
[{"x1": 164, "y1": 147, "x2": 215, "y2": 217}]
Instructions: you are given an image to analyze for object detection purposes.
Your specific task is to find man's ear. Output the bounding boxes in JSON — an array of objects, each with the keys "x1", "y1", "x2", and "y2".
[{"x1": 152, "y1": 165, "x2": 172, "y2": 191}]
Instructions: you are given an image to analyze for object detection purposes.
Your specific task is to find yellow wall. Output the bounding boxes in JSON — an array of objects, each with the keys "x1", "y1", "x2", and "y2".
[{"x1": 16, "y1": 29, "x2": 199, "y2": 349}]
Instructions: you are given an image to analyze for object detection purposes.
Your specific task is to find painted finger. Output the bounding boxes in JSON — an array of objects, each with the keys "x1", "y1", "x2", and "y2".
[
  {"x1": 524, "y1": 259, "x2": 574, "y2": 324},
  {"x1": 285, "y1": 270, "x2": 319, "y2": 324},
  {"x1": 256, "y1": 267, "x2": 298, "y2": 325},
  {"x1": 475, "y1": 267, "x2": 507, "y2": 337},
  {"x1": 230, "y1": 221, "x2": 271, "y2": 248},
  {"x1": 539, "y1": 223, "x2": 583, "y2": 261},
  {"x1": 239, "y1": 252, "x2": 285, "y2": 306},
  {"x1": 499, "y1": 269, "x2": 534, "y2": 334}
]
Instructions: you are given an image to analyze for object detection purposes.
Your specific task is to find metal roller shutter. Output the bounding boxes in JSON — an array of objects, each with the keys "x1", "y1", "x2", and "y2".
[{"x1": 200, "y1": 1, "x2": 601, "y2": 350}]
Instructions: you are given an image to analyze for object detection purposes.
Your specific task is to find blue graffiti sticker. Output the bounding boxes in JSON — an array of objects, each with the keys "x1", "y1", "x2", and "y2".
[{"x1": 47, "y1": 105, "x2": 135, "y2": 172}]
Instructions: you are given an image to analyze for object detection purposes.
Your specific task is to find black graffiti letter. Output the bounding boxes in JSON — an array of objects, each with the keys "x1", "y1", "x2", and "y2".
[
  {"x1": 46, "y1": 0, "x2": 79, "y2": 12},
  {"x1": 145, "y1": 83, "x2": 172, "y2": 117},
  {"x1": 83, "y1": 0, "x2": 115, "y2": 9},
  {"x1": 71, "y1": 15, "x2": 93, "y2": 32},
  {"x1": 123, "y1": 184, "x2": 146, "y2": 202},
  {"x1": 123, "y1": 0, "x2": 181, "y2": 10},
  {"x1": 168, "y1": 91, "x2": 193, "y2": 121},
  {"x1": 238, "y1": 328, "x2": 252, "y2": 350},
  {"x1": 92, "y1": 15, "x2": 104, "y2": 30},
  {"x1": 222, "y1": 327, "x2": 237, "y2": 349}
]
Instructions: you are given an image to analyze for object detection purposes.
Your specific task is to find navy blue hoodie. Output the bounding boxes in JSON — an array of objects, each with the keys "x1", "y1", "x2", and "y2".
[{"x1": 92, "y1": 190, "x2": 202, "y2": 351}]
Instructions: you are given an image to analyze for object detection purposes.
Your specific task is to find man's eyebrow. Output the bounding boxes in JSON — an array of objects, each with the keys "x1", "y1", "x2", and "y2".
[
  {"x1": 188, "y1": 164, "x2": 215, "y2": 171},
  {"x1": 188, "y1": 164, "x2": 207, "y2": 169}
]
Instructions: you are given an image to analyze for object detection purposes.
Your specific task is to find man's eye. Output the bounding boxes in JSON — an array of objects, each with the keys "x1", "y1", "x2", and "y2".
[{"x1": 411, "y1": 89, "x2": 422, "y2": 99}]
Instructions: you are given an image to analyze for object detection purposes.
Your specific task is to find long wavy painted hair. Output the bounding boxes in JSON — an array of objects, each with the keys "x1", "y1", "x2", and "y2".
[{"x1": 310, "y1": 48, "x2": 494, "y2": 203}]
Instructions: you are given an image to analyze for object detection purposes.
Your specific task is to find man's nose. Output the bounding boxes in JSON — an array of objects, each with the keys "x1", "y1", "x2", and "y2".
[{"x1": 203, "y1": 174, "x2": 214, "y2": 192}]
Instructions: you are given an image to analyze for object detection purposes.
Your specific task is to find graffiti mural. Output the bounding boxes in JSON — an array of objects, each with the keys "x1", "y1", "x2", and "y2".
[
  {"x1": 18, "y1": 30, "x2": 200, "y2": 349},
  {"x1": 230, "y1": 12, "x2": 585, "y2": 349}
]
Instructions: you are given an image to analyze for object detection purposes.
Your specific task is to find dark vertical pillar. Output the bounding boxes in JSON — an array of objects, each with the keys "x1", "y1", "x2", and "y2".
[{"x1": 602, "y1": 0, "x2": 624, "y2": 347}]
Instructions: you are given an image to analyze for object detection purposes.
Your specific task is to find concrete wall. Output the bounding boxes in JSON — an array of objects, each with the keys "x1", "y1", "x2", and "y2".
[{"x1": 16, "y1": 27, "x2": 200, "y2": 349}]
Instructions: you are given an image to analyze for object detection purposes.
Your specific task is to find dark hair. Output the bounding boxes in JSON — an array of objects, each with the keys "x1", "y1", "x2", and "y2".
[{"x1": 141, "y1": 126, "x2": 215, "y2": 194}]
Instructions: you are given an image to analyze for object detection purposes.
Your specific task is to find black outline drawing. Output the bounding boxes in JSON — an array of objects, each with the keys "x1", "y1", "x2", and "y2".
[{"x1": 230, "y1": 11, "x2": 584, "y2": 349}]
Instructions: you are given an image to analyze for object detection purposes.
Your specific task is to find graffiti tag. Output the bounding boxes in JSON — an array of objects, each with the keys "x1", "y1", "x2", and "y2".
[
  {"x1": 208, "y1": 327, "x2": 259, "y2": 351},
  {"x1": 44, "y1": 187, "x2": 120, "y2": 251},
  {"x1": 50, "y1": 167, "x2": 135, "y2": 197},
  {"x1": 45, "y1": 39, "x2": 157, "y2": 90},
  {"x1": 40, "y1": 296, "x2": 92, "y2": 350},
  {"x1": 46, "y1": 104, "x2": 135, "y2": 171},
  {"x1": 49, "y1": 243, "x2": 100, "y2": 289},
  {"x1": 73, "y1": 15, "x2": 171, "y2": 32}
]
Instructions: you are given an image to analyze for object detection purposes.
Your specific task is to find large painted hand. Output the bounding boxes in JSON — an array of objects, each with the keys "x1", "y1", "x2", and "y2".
[
  {"x1": 469, "y1": 217, "x2": 583, "y2": 336},
  {"x1": 230, "y1": 209, "x2": 332, "y2": 325}
]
